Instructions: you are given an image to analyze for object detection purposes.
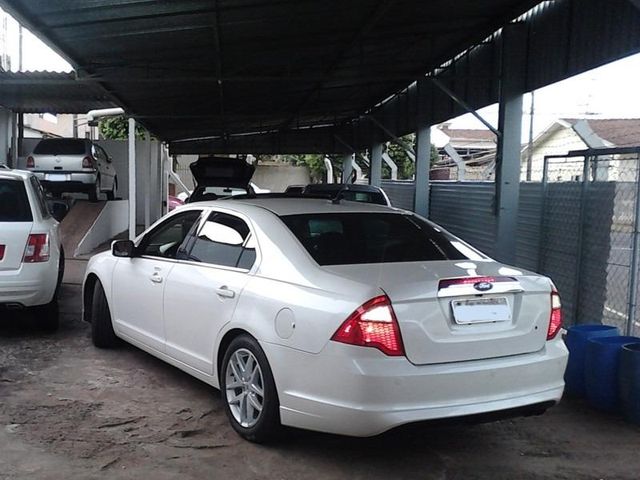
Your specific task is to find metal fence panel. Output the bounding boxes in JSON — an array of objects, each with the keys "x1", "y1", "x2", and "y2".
[
  {"x1": 516, "y1": 183, "x2": 543, "y2": 272},
  {"x1": 381, "y1": 180, "x2": 415, "y2": 211},
  {"x1": 540, "y1": 150, "x2": 640, "y2": 335},
  {"x1": 430, "y1": 182, "x2": 497, "y2": 258}
]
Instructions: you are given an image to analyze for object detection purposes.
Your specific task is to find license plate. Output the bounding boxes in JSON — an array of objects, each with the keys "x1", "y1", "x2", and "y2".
[
  {"x1": 46, "y1": 174, "x2": 68, "y2": 182},
  {"x1": 451, "y1": 297, "x2": 511, "y2": 325}
]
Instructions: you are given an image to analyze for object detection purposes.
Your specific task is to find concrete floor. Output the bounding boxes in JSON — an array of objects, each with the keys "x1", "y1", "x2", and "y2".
[{"x1": 1, "y1": 282, "x2": 639, "y2": 479}]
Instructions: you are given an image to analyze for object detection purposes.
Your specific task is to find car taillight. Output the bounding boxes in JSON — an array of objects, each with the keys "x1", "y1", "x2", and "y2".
[
  {"x1": 23, "y1": 234, "x2": 50, "y2": 263},
  {"x1": 331, "y1": 295, "x2": 404, "y2": 356},
  {"x1": 0, "y1": 245, "x2": 5, "y2": 260},
  {"x1": 82, "y1": 156, "x2": 94, "y2": 168},
  {"x1": 26, "y1": 156, "x2": 35, "y2": 168},
  {"x1": 548, "y1": 289, "x2": 562, "y2": 340}
]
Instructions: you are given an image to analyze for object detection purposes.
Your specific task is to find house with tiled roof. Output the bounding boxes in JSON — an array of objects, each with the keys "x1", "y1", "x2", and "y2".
[{"x1": 522, "y1": 118, "x2": 640, "y2": 181}]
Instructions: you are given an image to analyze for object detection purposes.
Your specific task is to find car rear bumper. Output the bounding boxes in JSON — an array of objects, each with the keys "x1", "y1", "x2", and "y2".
[
  {"x1": 262, "y1": 336, "x2": 568, "y2": 437},
  {"x1": 32, "y1": 171, "x2": 97, "y2": 191},
  {"x1": 0, "y1": 262, "x2": 58, "y2": 308}
]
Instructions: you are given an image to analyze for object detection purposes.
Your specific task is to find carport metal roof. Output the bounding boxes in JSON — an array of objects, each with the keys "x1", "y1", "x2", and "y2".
[
  {"x1": 0, "y1": 71, "x2": 116, "y2": 113},
  {"x1": 0, "y1": 1, "x2": 541, "y2": 141},
  {"x1": 1, "y1": 0, "x2": 639, "y2": 154}
]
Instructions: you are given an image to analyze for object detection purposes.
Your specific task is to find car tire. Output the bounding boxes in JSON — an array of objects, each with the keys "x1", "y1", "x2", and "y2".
[
  {"x1": 88, "y1": 177, "x2": 100, "y2": 202},
  {"x1": 91, "y1": 280, "x2": 118, "y2": 348},
  {"x1": 56, "y1": 248, "x2": 65, "y2": 292},
  {"x1": 106, "y1": 177, "x2": 117, "y2": 201},
  {"x1": 221, "y1": 335, "x2": 281, "y2": 443},
  {"x1": 33, "y1": 299, "x2": 59, "y2": 333}
]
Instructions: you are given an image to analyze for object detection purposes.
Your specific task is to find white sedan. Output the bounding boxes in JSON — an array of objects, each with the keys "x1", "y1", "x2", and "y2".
[
  {"x1": 83, "y1": 198, "x2": 568, "y2": 442},
  {"x1": 0, "y1": 169, "x2": 64, "y2": 330}
]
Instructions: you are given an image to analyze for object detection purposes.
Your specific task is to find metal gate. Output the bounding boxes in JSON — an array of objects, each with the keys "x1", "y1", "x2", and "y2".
[{"x1": 540, "y1": 147, "x2": 640, "y2": 336}]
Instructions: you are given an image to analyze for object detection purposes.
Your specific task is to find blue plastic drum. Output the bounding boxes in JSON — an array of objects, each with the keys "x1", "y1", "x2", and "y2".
[
  {"x1": 564, "y1": 325, "x2": 619, "y2": 397},
  {"x1": 619, "y1": 342, "x2": 640, "y2": 425},
  {"x1": 585, "y1": 336, "x2": 640, "y2": 412}
]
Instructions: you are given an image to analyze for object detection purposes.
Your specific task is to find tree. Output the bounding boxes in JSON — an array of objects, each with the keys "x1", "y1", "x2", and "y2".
[
  {"x1": 384, "y1": 134, "x2": 440, "y2": 180},
  {"x1": 284, "y1": 154, "x2": 328, "y2": 182},
  {"x1": 99, "y1": 115, "x2": 149, "y2": 140}
]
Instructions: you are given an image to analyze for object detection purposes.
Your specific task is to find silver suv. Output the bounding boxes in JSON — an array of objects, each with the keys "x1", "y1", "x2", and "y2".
[{"x1": 27, "y1": 138, "x2": 117, "y2": 202}]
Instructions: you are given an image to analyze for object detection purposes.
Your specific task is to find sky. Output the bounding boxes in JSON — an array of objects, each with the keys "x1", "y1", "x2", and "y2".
[
  {"x1": 449, "y1": 53, "x2": 640, "y2": 140},
  {"x1": 3, "y1": 8, "x2": 640, "y2": 141}
]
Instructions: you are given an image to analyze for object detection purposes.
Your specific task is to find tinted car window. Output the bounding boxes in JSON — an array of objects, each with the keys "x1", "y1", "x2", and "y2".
[
  {"x1": 303, "y1": 185, "x2": 387, "y2": 205},
  {"x1": 340, "y1": 191, "x2": 386, "y2": 205},
  {"x1": 0, "y1": 179, "x2": 33, "y2": 222},
  {"x1": 29, "y1": 176, "x2": 51, "y2": 219},
  {"x1": 33, "y1": 139, "x2": 86, "y2": 155},
  {"x1": 281, "y1": 213, "x2": 479, "y2": 266},
  {"x1": 187, "y1": 212, "x2": 255, "y2": 269},
  {"x1": 139, "y1": 210, "x2": 202, "y2": 259}
]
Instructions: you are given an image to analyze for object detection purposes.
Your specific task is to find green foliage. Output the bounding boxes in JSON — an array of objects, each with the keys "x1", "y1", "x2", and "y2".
[
  {"x1": 383, "y1": 134, "x2": 440, "y2": 180},
  {"x1": 284, "y1": 154, "x2": 328, "y2": 182},
  {"x1": 99, "y1": 115, "x2": 148, "y2": 140}
]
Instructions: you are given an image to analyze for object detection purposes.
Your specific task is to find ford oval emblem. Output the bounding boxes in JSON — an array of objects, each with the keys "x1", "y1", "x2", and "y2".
[{"x1": 474, "y1": 281, "x2": 493, "y2": 292}]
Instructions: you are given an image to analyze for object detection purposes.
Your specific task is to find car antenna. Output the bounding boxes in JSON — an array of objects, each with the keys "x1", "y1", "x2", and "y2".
[{"x1": 331, "y1": 192, "x2": 342, "y2": 204}]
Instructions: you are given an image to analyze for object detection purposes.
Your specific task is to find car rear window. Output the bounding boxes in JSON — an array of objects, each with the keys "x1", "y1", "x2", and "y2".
[
  {"x1": 304, "y1": 186, "x2": 387, "y2": 205},
  {"x1": 0, "y1": 179, "x2": 33, "y2": 222},
  {"x1": 281, "y1": 213, "x2": 481, "y2": 265},
  {"x1": 33, "y1": 139, "x2": 86, "y2": 155}
]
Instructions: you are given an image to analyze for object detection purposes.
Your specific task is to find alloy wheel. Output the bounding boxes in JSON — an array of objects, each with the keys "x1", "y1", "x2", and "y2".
[{"x1": 225, "y1": 348, "x2": 265, "y2": 428}]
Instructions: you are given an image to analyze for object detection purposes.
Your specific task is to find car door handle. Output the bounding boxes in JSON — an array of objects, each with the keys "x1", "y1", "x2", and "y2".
[
  {"x1": 216, "y1": 286, "x2": 235, "y2": 299},
  {"x1": 150, "y1": 273, "x2": 163, "y2": 284}
]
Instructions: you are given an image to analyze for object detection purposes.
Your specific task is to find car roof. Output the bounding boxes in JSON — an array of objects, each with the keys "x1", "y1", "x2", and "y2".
[
  {"x1": 304, "y1": 183, "x2": 383, "y2": 193},
  {"x1": 0, "y1": 169, "x2": 31, "y2": 181},
  {"x1": 187, "y1": 197, "x2": 404, "y2": 216}
]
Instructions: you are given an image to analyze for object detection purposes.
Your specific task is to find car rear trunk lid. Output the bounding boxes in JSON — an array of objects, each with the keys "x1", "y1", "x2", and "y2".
[
  {"x1": 189, "y1": 156, "x2": 255, "y2": 189},
  {"x1": 324, "y1": 260, "x2": 552, "y2": 365}
]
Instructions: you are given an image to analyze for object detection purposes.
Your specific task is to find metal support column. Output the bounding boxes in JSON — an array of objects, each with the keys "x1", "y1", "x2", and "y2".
[
  {"x1": 627, "y1": 159, "x2": 640, "y2": 335},
  {"x1": 324, "y1": 157, "x2": 334, "y2": 183},
  {"x1": 370, "y1": 143, "x2": 383, "y2": 187},
  {"x1": 341, "y1": 153, "x2": 354, "y2": 183},
  {"x1": 10, "y1": 113, "x2": 18, "y2": 168},
  {"x1": 414, "y1": 78, "x2": 431, "y2": 217},
  {"x1": 144, "y1": 134, "x2": 151, "y2": 230},
  {"x1": 495, "y1": 23, "x2": 527, "y2": 264},
  {"x1": 128, "y1": 118, "x2": 136, "y2": 241}
]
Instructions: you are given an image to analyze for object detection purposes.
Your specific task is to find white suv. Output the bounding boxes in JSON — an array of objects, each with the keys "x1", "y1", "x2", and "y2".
[
  {"x1": 27, "y1": 138, "x2": 117, "y2": 202},
  {"x1": 0, "y1": 169, "x2": 64, "y2": 331}
]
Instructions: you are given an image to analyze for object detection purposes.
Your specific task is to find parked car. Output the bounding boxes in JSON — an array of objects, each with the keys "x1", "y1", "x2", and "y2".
[
  {"x1": 302, "y1": 183, "x2": 392, "y2": 206},
  {"x1": 0, "y1": 164, "x2": 9, "y2": 170},
  {"x1": 185, "y1": 156, "x2": 256, "y2": 203},
  {"x1": 83, "y1": 197, "x2": 567, "y2": 442},
  {"x1": 0, "y1": 169, "x2": 64, "y2": 331},
  {"x1": 26, "y1": 138, "x2": 117, "y2": 202}
]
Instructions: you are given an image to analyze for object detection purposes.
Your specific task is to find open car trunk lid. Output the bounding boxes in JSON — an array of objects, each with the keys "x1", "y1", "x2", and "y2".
[
  {"x1": 189, "y1": 156, "x2": 255, "y2": 189},
  {"x1": 324, "y1": 260, "x2": 553, "y2": 365}
]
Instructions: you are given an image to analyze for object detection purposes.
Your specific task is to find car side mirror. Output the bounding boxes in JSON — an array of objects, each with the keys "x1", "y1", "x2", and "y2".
[
  {"x1": 112, "y1": 240, "x2": 135, "y2": 258},
  {"x1": 49, "y1": 202, "x2": 69, "y2": 222}
]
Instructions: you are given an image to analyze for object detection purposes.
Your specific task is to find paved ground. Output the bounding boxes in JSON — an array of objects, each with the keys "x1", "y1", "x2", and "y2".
[{"x1": 1, "y1": 283, "x2": 640, "y2": 479}]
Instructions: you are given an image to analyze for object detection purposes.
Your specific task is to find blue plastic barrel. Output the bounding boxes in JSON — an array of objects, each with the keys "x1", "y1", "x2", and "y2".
[
  {"x1": 619, "y1": 342, "x2": 640, "y2": 425},
  {"x1": 585, "y1": 336, "x2": 640, "y2": 412},
  {"x1": 564, "y1": 325, "x2": 619, "y2": 397}
]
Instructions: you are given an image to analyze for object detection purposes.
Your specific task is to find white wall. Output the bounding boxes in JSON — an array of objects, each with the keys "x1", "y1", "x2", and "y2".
[{"x1": 253, "y1": 164, "x2": 310, "y2": 192}]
